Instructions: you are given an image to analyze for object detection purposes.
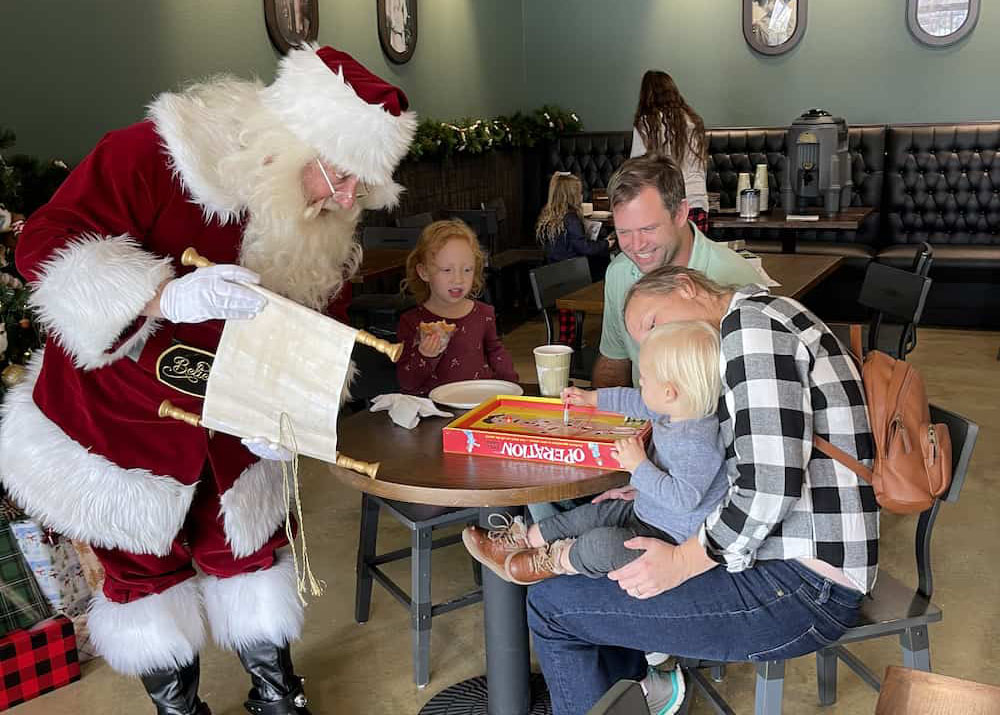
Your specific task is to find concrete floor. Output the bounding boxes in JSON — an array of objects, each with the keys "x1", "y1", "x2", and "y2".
[{"x1": 15, "y1": 323, "x2": 1000, "y2": 714}]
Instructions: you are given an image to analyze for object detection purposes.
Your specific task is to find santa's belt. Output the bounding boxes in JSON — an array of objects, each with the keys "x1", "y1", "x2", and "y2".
[{"x1": 132, "y1": 322, "x2": 217, "y2": 399}]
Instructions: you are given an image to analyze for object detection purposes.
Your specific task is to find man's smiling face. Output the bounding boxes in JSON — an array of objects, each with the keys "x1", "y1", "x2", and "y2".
[{"x1": 612, "y1": 186, "x2": 689, "y2": 274}]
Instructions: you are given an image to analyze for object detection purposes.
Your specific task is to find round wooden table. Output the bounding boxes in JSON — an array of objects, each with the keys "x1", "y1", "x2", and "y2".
[{"x1": 329, "y1": 405, "x2": 629, "y2": 715}]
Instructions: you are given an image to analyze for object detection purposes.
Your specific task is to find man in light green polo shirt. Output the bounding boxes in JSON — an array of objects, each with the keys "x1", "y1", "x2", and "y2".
[{"x1": 595, "y1": 155, "x2": 762, "y2": 387}]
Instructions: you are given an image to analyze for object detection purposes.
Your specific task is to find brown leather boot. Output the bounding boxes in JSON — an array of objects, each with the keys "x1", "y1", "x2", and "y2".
[
  {"x1": 505, "y1": 539, "x2": 575, "y2": 586},
  {"x1": 462, "y1": 514, "x2": 530, "y2": 581}
]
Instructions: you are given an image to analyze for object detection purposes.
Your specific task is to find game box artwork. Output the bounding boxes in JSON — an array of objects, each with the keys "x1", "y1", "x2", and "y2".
[{"x1": 441, "y1": 396, "x2": 651, "y2": 469}]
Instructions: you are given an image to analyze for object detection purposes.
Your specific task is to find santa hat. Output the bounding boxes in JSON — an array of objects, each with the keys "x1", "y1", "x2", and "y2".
[{"x1": 261, "y1": 45, "x2": 417, "y2": 189}]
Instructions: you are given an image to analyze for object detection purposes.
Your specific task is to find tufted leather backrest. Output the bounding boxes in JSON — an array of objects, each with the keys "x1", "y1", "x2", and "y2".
[
  {"x1": 538, "y1": 125, "x2": 892, "y2": 247},
  {"x1": 545, "y1": 133, "x2": 632, "y2": 201},
  {"x1": 706, "y1": 127, "x2": 787, "y2": 209},
  {"x1": 705, "y1": 125, "x2": 885, "y2": 245},
  {"x1": 884, "y1": 123, "x2": 1000, "y2": 246}
]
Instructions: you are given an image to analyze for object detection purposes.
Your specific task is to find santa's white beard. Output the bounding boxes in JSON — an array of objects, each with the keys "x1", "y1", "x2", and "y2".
[
  {"x1": 231, "y1": 138, "x2": 362, "y2": 311},
  {"x1": 241, "y1": 203, "x2": 361, "y2": 311}
]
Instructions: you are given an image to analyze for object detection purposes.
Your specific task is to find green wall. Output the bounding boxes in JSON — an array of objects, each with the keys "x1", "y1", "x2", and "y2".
[
  {"x1": 0, "y1": 0, "x2": 526, "y2": 162},
  {"x1": 3, "y1": 1, "x2": 997, "y2": 163},
  {"x1": 523, "y1": 0, "x2": 997, "y2": 130}
]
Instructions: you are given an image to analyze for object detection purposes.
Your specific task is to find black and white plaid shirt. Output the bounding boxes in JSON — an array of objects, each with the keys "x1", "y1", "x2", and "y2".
[{"x1": 698, "y1": 286, "x2": 879, "y2": 593}]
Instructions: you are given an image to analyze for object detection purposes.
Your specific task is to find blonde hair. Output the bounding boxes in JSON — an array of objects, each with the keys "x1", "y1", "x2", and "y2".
[
  {"x1": 536, "y1": 172, "x2": 586, "y2": 243},
  {"x1": 626, "y1": 265, "x2": 733, "y2": 309},
  {"x1": 638, "y1": 321, "x2": 721, "y2": 418},
  {"x1": 402, "y1": 220, "x2": 485, "y2": 303}
]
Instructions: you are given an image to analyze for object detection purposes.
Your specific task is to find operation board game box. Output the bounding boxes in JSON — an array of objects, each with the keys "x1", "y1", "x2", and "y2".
[{"x1": 441, "y1": 395, "x2": 651, "y2": 469}]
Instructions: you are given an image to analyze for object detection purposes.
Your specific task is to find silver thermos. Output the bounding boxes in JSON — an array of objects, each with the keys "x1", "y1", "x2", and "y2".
[{"x1": 739, "y1": 188, "x2": 761, "y2": 219}]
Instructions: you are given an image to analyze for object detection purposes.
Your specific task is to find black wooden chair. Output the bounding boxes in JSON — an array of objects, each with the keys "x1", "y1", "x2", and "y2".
[
  {"x1": 355, "y1": 496, "x2": 482, "y2": 688},
  {"x1": 447, "y1": 208, "x2": 500, "y2": 256},
  {"x1": 529, "y1": 256, "x2": 598, "y2": 382},
  {"x1": 396, "y1": 212, "x2": 434, "y2": 229},
  {"x1": 831, "y1": 242, "x2": 934, "y2": 359},
  {"x1": 361, "y1": 225, "x2": 422, "y2": 250},
  {"x1": 684, "y1": 403, "x2": 979, "y2": 714},
  {"x1": 347, "y1": 226, "x2": 421, "y2": 335}
]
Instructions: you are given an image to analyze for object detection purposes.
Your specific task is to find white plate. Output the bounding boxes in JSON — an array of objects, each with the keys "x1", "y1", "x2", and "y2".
[
  {"x1": 588, "y1": 210, "x2": 612, "y2": 220},
  {"x1": 429, "y1": 380, "x2": 524, "y2": 410}
]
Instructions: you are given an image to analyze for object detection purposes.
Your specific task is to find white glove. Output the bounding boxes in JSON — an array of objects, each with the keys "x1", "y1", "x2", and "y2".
[
  {"x1": 241, "y1": 437, "x2": 294, "y2": 462},
  {"x1": 160, "y1": 264, "x2": 267, "y2": 324}
]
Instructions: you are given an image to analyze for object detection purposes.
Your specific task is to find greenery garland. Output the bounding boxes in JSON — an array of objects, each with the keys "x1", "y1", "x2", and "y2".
[{"x1": 407, "y1": 105, "x2": 582, "y2": 161}]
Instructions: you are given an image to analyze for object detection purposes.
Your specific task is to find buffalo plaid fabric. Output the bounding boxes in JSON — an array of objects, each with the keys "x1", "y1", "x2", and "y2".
[
  {"x1": 688, "y1": 207, "x2": 709, "y2": 234},
  {"x1": 0, "y1": 524, "x2": 50, "y2": 638},
  {"x1": 0, "y1": 615, "x2": 80, "y2": 710},
  {"x1": 700, "y1": 286, "x2": 879, "y2": 594},
  {"x1": 556, "y1": 308, "x2": 578, "y2": 346}
]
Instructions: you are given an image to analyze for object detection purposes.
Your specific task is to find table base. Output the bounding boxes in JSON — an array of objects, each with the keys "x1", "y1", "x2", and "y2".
[{"x1": 418, "y1": 674, "x2": 552, "y2": 715}]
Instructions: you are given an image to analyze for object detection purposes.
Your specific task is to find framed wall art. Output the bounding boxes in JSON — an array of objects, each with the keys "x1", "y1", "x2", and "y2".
[
  {"x1": 907, "y1": 0, "x2": 980, "y2": 47},
  {"x1": 377, "y1": 0, "x2": 417, "y2": 64},
  {"x1": 264, "y1": 0, "x2": 319, "y2": 54},
  {"x1": 743, "y1": 0, "x2": 807, "y2": 56}
]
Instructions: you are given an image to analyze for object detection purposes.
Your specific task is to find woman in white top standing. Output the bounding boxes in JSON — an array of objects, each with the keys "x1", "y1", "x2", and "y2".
[{"x1": 630, "y1": 70, "x2": 710, "y2": 234}]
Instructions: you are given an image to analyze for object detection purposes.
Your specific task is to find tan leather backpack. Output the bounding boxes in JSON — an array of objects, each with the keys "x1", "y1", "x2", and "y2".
[{"x1": 813, "y1": 327, "x2": 952, "y2": 514}]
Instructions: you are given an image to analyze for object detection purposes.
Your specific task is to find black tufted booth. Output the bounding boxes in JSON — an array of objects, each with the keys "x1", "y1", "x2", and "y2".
[{"x1": 534, "y1": 122, "x2": 1000, "y2": 327}]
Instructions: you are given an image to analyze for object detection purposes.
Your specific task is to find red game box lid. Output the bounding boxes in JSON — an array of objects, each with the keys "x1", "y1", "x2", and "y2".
[{"x1": 442, "y1": 395, "x2": 651, "y2": 469}]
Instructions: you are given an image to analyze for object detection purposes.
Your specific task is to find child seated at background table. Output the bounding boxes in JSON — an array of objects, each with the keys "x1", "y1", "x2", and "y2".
[
  {"x1": 536, "y1": 171, "x2": 614, "y2": 347},
  {"x1": 396, "y1": 219, "x2": 518, "y2": 396},
  {"x1": 536, "y1": 172, "x2": 613, "y2": 269},
  {"x1": 463, "y1": 319, "x2": 726, "y2": 587}
]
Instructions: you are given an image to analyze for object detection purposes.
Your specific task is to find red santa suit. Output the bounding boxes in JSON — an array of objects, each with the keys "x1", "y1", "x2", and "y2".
[{"x1": 0, "y1": 45, "x2": 415, "y2": 685}]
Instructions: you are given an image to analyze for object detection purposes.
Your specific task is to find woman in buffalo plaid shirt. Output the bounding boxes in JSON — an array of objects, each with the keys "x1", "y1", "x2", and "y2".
[{"x1": 526, "y1": 266, "x2": 877, "y2": 715}]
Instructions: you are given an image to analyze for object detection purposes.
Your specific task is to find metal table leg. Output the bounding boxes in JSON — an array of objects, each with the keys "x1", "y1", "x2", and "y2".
[{"x1": 418, "y1": 507, "x2": 552, "y2": 715}]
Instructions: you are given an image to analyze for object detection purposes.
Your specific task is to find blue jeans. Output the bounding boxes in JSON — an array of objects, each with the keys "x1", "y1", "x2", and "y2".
[{"x1": 527, "y1": 558, "x2": 864, "y2": 715}]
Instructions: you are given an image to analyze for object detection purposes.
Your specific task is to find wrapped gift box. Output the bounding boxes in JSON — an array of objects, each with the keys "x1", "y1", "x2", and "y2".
[
  {"x1": 0, "y1": 615, "x2": 80, "y2": 710},
  {"x1": 0, "y1": 523, "x2": 51, "y2": 638},
  {"x1": 9, "y1": 521, "x2": 90, "y2": 618}
]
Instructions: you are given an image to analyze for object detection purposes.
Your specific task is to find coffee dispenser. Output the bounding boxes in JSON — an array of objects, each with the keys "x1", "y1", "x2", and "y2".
[{"x1": 781, "y1": 109, "x2": 853, "y2": 213}]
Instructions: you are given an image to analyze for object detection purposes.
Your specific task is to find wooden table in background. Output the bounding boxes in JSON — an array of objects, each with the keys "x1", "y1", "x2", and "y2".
[
  {"x1": 351, "y1": 248, "x2": 410, "y2": 284},
  {"x1": 329, "y1": 404, "x2": 627, "y2": 714},
  {"x1": 556, "y1": 253, "x2": 844, "y2": 316},
  {"x1": 709, "y1": 207, "x2": 873, "y2": 253}
]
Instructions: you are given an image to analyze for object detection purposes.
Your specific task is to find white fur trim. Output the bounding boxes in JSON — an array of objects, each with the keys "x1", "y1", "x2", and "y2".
[
  {"x1": 148, "y1": 79, "x2": 260, "y2": 224},
  {"x1": 200, "y1": 552, "x2": 303, "y2": 651},
  {"x1": 219, "y1": 460, "x2": 287, "y2": 559},
  {"x1": 28, "y1": 234, "x2": 174, "y2": 371},
  {"x1": 261, "y1": 45, "x2": 417, "y2": 187},
  {"x1": 88, "y1": 578, "x2": 206, "y2": 676},
  {"x1": 0, "y1": 355, "x2": 197, "y2": 556},
  {"x1": 361, "y1": 180, "x2": 405, "y2": 211}
]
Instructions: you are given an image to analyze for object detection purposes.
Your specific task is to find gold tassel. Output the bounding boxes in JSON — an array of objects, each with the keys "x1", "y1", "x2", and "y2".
[{"x1": 279, "y1": 413, "x2": 326, "y2": 605}]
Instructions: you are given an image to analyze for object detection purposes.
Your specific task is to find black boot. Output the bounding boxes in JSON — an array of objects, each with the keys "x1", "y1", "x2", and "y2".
[
  {"x1": 237, "y1": 642, "x2": 311, "y2": 715},
  {"x1": 139, "y1": 657, "x2": 212, "y2": 715}
]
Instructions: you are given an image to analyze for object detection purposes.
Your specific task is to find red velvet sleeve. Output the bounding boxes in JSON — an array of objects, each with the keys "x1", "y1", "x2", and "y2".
[
  {"x1": 395, "y1": 308, "x2": 442, "y2": 395},
  {"x1": 15, "y1": 123, "x2": 163, "y2": 282},
  {"x1": 482, "y1": 304, "x2": 519, "y2": 382}
]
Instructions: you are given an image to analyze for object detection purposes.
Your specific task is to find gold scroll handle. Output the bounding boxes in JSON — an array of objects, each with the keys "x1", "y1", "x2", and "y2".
[
  {"x1": 157, "y1": 400, "x2": 380, "y2": 479},
  {"x1": 180, "y1": 247, "x2": 403, "y2": 363}
]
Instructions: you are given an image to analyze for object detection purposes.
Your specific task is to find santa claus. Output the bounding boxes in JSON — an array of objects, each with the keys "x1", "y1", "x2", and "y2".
[{"x1": 0, "y1": 45, "x2": 416, "y2": 714}]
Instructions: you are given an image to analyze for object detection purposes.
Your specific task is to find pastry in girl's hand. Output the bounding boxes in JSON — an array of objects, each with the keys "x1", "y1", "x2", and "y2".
[{"x1": 419, "y1": 320, "x2": 457, "y2": 342}]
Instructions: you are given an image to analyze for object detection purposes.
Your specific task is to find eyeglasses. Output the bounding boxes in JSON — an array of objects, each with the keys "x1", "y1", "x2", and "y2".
[{"x1": 315, "y1": 160, "x2": 369, "y2": 200}]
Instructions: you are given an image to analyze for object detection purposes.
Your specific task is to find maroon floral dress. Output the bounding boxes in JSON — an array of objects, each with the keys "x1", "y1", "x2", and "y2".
[{"x1": 396, "y1": 301, "x2": 519, "y2": 396}]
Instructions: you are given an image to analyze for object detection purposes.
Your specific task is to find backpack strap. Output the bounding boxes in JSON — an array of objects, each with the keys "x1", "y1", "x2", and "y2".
[
  {"x1": 814, "y1": 435, "x2": 875, "y2": 484},
  {"x1": 849, "y1": 324, "x2": 864, "y2": 361}
]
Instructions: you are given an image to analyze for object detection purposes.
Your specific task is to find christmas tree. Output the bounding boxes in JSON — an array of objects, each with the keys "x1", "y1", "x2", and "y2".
[{"x1": 0, "y1": 128, "x2": 69, "y2": 398}]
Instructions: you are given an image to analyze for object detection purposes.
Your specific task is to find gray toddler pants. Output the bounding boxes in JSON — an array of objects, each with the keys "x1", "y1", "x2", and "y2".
[{"x1": 536, "y1": 499, "x2": 676, "y2": 578}]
